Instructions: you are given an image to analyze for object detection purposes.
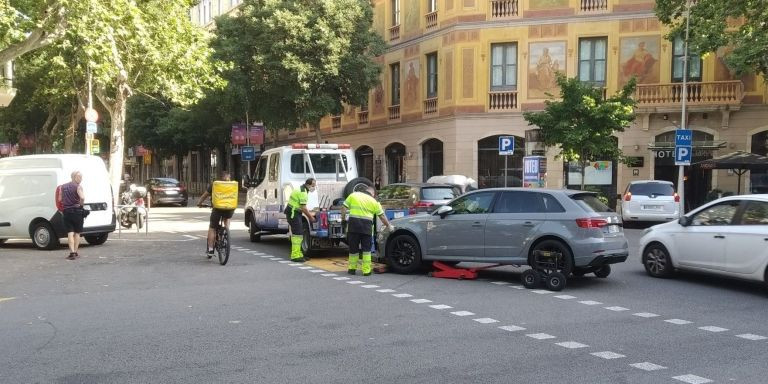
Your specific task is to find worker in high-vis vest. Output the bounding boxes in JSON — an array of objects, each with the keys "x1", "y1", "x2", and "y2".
[
  {"x1": 285, "y1": 178, "x2": 316, "y2": 262},
  {"x1": 341, "y1": 186, "x2": 393, "y2": 276}
]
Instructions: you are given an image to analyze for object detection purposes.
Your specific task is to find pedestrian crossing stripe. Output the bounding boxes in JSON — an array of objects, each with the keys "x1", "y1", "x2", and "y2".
[{"x1": 0, "y1": 297, "x2": 16, "y2": 303}]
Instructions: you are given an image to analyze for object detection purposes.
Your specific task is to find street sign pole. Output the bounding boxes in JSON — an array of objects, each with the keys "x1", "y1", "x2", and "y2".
[
  {"x1": 498, "y1": 136, "x2": 515, "y2": 187},
  {"x1": 678, "y1": 0, "x2": 692, "y2": 213},
  {"x1": 504, "y1": 156, "x2": 508, "y2": 188}
]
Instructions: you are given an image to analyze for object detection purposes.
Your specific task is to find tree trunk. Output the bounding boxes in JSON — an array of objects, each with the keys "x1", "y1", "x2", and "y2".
[
  {"x1": 64, "y1": 108, "x2": 83, "y2": 153},
  {"x1": 107, "y1": 86, "x2": 129, "y2": 204},
  {"x1": 312, "y1": 122, "x2": 322, "y2": 144}
]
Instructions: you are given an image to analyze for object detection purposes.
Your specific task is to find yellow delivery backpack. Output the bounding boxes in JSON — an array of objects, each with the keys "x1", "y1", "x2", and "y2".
[{"x1": 212, "y1": 180, "x2": 239, "y2": 210}]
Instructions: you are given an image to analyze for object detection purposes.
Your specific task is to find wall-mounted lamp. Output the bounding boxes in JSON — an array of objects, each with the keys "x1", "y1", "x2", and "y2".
[
  {"x1": 634, "y1": 144, "x2": 640, "y2": 150},
  {"x1": 407, "y1": 152, "x2": 414, "y2": 159},
  {"x1": 663, "y1": 114, "x2": 668, "y2": 120}
]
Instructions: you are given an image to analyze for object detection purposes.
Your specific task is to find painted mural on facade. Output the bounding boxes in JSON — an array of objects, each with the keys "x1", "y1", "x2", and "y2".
[
  {"x1": 404, "y1": 59, "x2": 421, "y2": 110},
  {"x1": 529, "y1": 0, "x2": 568, "y2": 9},
  {"x1": 619, "y1": 36, "x2": 660, "y2": 86},
  {"x1": 715, "y1": 46, "x2": 756, "y2": 92},
  {"x1": 528, "y1": 41, "x2": 566, "y2": 99}
]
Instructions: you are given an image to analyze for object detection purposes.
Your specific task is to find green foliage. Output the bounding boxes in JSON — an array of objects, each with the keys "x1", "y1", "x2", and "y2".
[
  {"x1": 523, "y1": 74, "x2": 636, "y2": 189},
  {"x1": 655, "y1": 0, "x2": 768, "y2": 78},
  {"x1": 212, "y1": 0, "x2": 385, "y2": 139}
]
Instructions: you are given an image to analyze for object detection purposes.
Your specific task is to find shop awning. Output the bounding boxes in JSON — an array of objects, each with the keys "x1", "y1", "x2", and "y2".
[{"x1": 694, "y1": 151, "x2": 768, "y2": 194}]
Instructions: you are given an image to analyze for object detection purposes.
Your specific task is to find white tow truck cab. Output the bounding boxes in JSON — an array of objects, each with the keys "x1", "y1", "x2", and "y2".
[{"x1": 243, "y1": 143, "x2": 373, "y2": 256}]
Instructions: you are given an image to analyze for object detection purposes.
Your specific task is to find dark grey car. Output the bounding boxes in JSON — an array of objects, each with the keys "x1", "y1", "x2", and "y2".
[{"x1": 377, "y1": 188, "x2": 628, "y2": 276}]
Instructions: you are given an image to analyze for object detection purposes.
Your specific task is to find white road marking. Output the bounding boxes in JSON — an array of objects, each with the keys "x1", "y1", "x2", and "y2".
[
  {"x1": 376, "y1": 289, "x2": 396, "y2": 293},
  {"x1": 491, "y1": 281, "x2": 510, "y2": 285},
  {"x1": 270, "y1": 257, "x2": 283, "y2": 261},
  {"x1": 665, "y1": 319, "x2": 693, "y2": 325},
  {"x1": 527, "y1": 333, "x2": 556, "y2": 340},
  {"x1": 672, "y1": 374, "x2": 713, "y2": 384},
  {"x1": 509, "y1": 286, "x2": 526, "y2": 290},
  {"x1": 429, "y1": 304, "x2": 453, "y2": 310},
  {"x1": 392, "y1": 293, "x2": 413, "y2": 298},
  {"x1": 228, "y1": 320, "x2": 241, "y2": 324},
  {"x1": 298, "y1": 266, "x2": 313, "y2": 270},
  {"x1": 411, "y1": 299, "x2": 433, "y2": 304},
  {"x1": 309, "y1": 269, "x2": 325, "y2": 273},
  {"x1": 450, "y1": 311, "x2": 475, "y2": 317},
  {"x1": 499, "y1": 325, "x2": 526, "y2": 332},
  {"x1": 555, "y1": 341, "x2": 589, "y2": 349},
  {"x1": 735, "y1": 333, "x2": 767, "y2": 341},
  {"x1": 182, "y1": 235, "x2": 197, "y2": 240},
  {"x1": 630, "y1": 362, "x2": 667, "y2": 371},
  {"x1": 591, "y1": 351, "x2": 625, "y2": 359},
  {"x1": 473, "y1": 318, "x2": 499, "y2": 324},
  {"x1": 530, "y1": 290, "x2": 553, "y2": 294},
  {"x1": 361, "y1": 285, "x2": 380, "y2": 289},
  {"x1": 604, "y1": 306, "x2": 630, "y2": 312},
  {"x1": 0, "y1": 297, "x2": 16, "y2": 303},
  {"x1": 288, "y1": 263, "x2": 302, "y2": 266},
  {"x1": 261, "y1": 256, "x2": 273, "y2": 258},
  {"x1": 698, "y1": 326, "x2": 729, "y2": 332},
  {"x1": 633, "y1": 312, "x2": 659, "y2": 318},
  {"x1": 321, "y1": 273, "x2": 338, "y2": 277},
  {"x1": 578, "y1": 300, "x2": 603, "y2": 305},
  {"x1": 333, "y1": 277, "x2": 351, "y2": 281},
  {"x1": 346, "y1": 281, "x2": 365, "y2": 285},
  {"x1": 278, "y1": 261, "x2": 291, "y2": 264},
  {"x1": 554, "y1": 295, "x2": 577, "y2": 300}
]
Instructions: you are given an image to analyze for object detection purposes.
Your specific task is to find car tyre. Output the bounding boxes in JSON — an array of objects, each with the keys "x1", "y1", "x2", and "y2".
[
  {"x1": 545, "y1": 272, "x2": 567, "y2": 291},
  {"x1": 642, "y1": 243, "x2": 674, "y2": 278},
  {"x1": 249, "y1": 218, "x2": 262, "y2": 242},
  {"x1": 32, "y1": 222, "x2": 59, "y2": 250},
  {"x1": 522, "y1": 269, "x2": 541, "y2": 289},
  {"x1": 385, "y1": 234, "x2": 422, "y2": 274},
  {"x1": 301, "y1": 223, "x2": 314, "y2": 259},
  {"x1": 343, "y1": 177, "x2": 374, "y2": 198},
  {"x1": 530, "y1": 239, "x2": 574, "y2": 276},
  {"x1": 84, "y1": 233, "x2": 109, "y2": 245},
  {"x1": 594, "y1": 265, "x2": 611, "y2": 278}
]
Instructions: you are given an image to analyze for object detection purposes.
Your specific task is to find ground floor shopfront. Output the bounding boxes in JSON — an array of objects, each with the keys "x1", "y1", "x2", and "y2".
[{"x1": 276, "y1": 105, "x2": 768, "y2": 211}]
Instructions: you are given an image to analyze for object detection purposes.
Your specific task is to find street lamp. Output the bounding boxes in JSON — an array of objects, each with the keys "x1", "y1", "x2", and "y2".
[{"x1": 677, "y1": 0, "x2": 692, "y2": 213}]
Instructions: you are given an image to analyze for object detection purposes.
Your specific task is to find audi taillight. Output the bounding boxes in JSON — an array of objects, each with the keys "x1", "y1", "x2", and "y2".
[
  {"x1": 674, "y1": 193, "x2": 680, "y2": 202},
  {"x1": 624, "y1": 192, "x2": 632, "y2": 201},
  {"x1": 575, "y1": 218, "x2": 608, "y2": 229}
]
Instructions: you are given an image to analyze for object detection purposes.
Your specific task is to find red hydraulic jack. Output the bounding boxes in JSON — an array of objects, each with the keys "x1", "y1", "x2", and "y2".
[{"x1": 429, "y1": 261, "x2": 503, "y2": 280}]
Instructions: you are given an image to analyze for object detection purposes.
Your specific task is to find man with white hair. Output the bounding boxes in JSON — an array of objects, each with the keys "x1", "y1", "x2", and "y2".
[
  {"x1": 341, "y1": 186, "x2": 393, "y2": 276},
  {"x1": 58, "y1": 171, "x2": 85, "y2": 260}
]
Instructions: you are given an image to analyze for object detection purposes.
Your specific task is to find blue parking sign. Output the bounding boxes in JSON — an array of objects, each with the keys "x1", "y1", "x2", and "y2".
[
  {"x1": 675, "y1": 129, "x2": 692, "y2": 146},
  {"x1": 499, "y1": 136, "x2": 515, "y2": 155},
  {"x1": 241, "y1": 146, "x2": 256, "y2": 161},
  {"x1": 675, "y1": 145, "x2": 691, "y2": 166}
]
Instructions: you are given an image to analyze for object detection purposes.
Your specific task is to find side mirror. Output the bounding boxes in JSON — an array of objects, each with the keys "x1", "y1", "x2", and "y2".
[
  {"x1": 678, "y1": 216, "x2": 690, "y2": 227},
  {"x1": 242, "y1": 174, "x2": 251, "y2": 188},
  {"x1": 435, "y1": 205, "x2": 453, "y2": 218}
]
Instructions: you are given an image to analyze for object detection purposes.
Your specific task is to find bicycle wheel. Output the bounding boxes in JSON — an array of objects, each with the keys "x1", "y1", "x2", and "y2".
[{"x1": 217, "y1": 227, "x2": 230, "y2": 265}]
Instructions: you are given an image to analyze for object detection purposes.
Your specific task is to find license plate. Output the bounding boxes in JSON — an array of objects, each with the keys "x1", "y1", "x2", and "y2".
[
  {"x1": 607, "y1": 225, "x2": 620, "y2": 233},
  {"x1": 165, "y1": 190, "x2": 178, "y2": 195},
  {"x1": 329, "y1": 214, "x2": 340, "y2": 221},
  {"x1": 394, "y1": 211, "x2": 405, "y2": 218},
  {"x1": 642, "y1": 205, "x2": 662, "y2": 210}
]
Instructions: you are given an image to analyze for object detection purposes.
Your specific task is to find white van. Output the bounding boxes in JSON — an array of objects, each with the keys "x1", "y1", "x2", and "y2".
[
  {"x1": 243, "y1": 143, "x2": 372, "y2": 255},
  {"x1": 0, "y1": 154, "x2": 116, "y2": 249}
]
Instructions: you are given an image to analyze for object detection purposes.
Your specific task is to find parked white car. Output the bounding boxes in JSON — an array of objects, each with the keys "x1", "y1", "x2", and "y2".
[
  {"x1": 639, "y1": 194, "x2": 768, "y2": 288},
  {"x1": 618, "y1": 180, "x2": 681, "y2": 225}
]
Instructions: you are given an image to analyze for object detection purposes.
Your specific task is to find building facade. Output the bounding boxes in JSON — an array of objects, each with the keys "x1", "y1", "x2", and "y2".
[{"x1": 193, "y1": 0, "x2": 768, "y2": 210}]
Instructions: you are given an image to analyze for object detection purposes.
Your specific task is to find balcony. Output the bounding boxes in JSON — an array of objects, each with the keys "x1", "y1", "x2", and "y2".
[
  {"x1": 331, "y1": 115, "x2": 341, "y2": 130},
  {"x1": 579, "y1": 0, "x2": 608, "y2": 13},
  {"x1": 425, "y1": 11, "x2": 438, "y2": 30},
  {"x1": 634, "y1": 81, "x2": 744, "y2": 109},
  {"x1": 489, "y1": 0, "x2": 519, "y2": 19},
  {"x1": 357, "y1": 109, "x2": 369, "y2": 125},
  {"x1": 423, "y1": 97, "x2": 438, "y2": 115},
  {"x1": 389, "y1": 24, "x2": 400, "y2": 41},
  {"x1": 488, "y1": 90, "x2": 519, "y2": 111},
  {"x1": 388, "y1": 105, "x2": 401, "y2": 120}
]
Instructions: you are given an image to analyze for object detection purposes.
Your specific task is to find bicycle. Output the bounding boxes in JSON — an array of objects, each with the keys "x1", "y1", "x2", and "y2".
[{"x1": 199, "y1": 203, "x2": 230, "y2": 266}]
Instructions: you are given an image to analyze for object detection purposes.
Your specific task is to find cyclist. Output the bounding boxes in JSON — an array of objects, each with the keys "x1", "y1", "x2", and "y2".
[{"x1": 197, "y1": 170, "x2": 236, "y2": 257}]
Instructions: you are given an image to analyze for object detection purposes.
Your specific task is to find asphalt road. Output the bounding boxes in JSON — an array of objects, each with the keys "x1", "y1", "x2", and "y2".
[{"x1": 1, "y1": 207, "x2": 766, "y2": 384}]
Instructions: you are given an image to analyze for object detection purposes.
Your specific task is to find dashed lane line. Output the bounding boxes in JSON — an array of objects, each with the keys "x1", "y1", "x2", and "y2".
[
  {"x1": 672, "y1": 374, "x2": 714, "y2": 384},
  {"x1": 630, "y1": 362, "x2": 668, "y2": 371},
  {"x1": 376, "y1": 289, "x2": 396, "y2": 293},
  {"x1": 530, "y1": 289, "x2": 553, "y2": 294},
  {"x1": 498, "y1": 325, "x2": 526, "y2": 332},
  {"x1": 591, "y1": 351, "x2": 626, "y2": 360},
  {"x1": 555, "y1": 341, "x2": 589, "y2": 349},
  {"x1": 633, "y1": 312, "x2": 660, "y2": 318},
  {"x1": 578, "y1": 300, "x2": 603, "y2": 306},
  {"x1": 346, "y1": 281, "x2": 365, "y2": 285},
  {"x1": 665, "y1": 319, "x2": 693, "y2": 325},
  {"x1": 473, "y1": 318, "x2": 499, "y2": 324},
  {"x1": 604, "y1": 306, "x2": 630, "y2": 312},
  {"x1": 698, "y1": 326, "x2": 729, "y2": 333},
  {"x1": 450, "y1": 311, "x2": 475, "y2": 317},
  {"x1": 554, "y1": 295, "x2": 577, "y2": 300},
  {"x1": 410, "y1": 299, "x2": 433, "y2": 304},
  {"x1": 735, "y1": 333, "x2": 767, "y2": 341},
  {"x1": 361, "y1": 285, "x2": 380, "y2": 289},
  {"x1": 527, "y1": 333, "x2": 556, "y2": 340},
  {"x1": 429, "y1": 304, "x2": 453, "y2": 310},
  {"x1": 392, "y1": 293, "x2": 413, "y2": 298}
]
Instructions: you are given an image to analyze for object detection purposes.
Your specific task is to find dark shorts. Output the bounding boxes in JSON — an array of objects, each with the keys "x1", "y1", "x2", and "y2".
[
  {"x1": 347, "y1": 232, "x2": 373, "y2": 255},
  {"x1": 209, "y1": 208, "x2": 235, "y2": 228},
  {"x1": 286, "y1": 209, "x2": 305, "y2": 235},
  {"x1": 63, "y1": 209, "x2": 84, "y2": 233}
]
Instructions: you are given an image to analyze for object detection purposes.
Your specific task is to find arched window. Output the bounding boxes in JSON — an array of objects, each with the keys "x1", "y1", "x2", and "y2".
[
  {"x1": 477, "y1": 135, "x2": 525, "y2": 188},
  {"x1": 422, "y1": 139, "x2": 443, "y2": 181},
  {"x1": 386, "y1": 143, "x2": 406, "y2": 184},
  {"x1": 355, "y1": 145, "x2": 374, "y2": 181}
]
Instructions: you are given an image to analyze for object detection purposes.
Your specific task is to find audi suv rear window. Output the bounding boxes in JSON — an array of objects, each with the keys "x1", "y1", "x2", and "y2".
[{"x1": 571, "y1": 193, "x2": 612, "y2": 213}]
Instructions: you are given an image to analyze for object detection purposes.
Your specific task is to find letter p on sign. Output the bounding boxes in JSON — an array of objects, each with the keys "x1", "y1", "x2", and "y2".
[{"x1": 499, "y1": 136, "x2": 515, "y2": 155}]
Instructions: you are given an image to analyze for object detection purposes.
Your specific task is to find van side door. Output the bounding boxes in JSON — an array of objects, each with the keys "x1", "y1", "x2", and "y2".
[
  {"x1": 264, "y1": 153, "x2": 282, "y2": 228},
  {"x1": 250, "y1": 155, "x2": 269, "y2": 227}
]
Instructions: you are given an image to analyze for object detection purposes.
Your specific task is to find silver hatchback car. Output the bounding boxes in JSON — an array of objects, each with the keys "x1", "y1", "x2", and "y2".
[{"x1": 377, "y1": 188, "x2": 628, "y2": 277}]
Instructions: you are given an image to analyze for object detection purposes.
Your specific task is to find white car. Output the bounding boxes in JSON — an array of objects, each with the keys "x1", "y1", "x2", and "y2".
[
  {"x1": 639, "y1": 194, "x2": 768, "y2": 288},
  {"x1": 618, "y1": 180, "x2": 681, "y2": 225}
]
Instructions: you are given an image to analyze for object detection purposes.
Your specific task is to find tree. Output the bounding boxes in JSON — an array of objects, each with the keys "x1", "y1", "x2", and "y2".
[
  {"x1": 523, "y1": 75, "x2": 637, "y2": 190},
  {"x1": 212, "y1": 0, "x2": 385, "y2": 142},
  {"x1": 655, "y1": 0, "x2": 768, "y2": 78},
  {"x1": 1, "y1": 0, "x2": 221, "y2": 201}
]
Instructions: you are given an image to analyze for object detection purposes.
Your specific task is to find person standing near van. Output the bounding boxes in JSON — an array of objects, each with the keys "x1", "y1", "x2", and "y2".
[
  {"x1": 341, "y1": 186, "x2": 394, "y2": 276},
  {"x1": 285, "y1": 178, "x2": 316, "y2": 262},
  {"x1": 197, "y1": 171, "x2": 236, "y2": 257},
  {"x1": 59, "y1": 171, "x2": 85, "y2": 260}
]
